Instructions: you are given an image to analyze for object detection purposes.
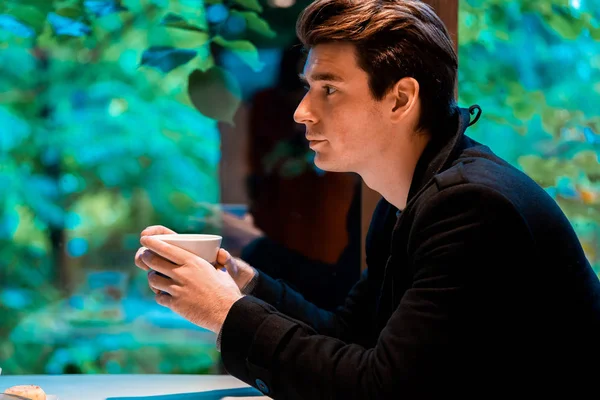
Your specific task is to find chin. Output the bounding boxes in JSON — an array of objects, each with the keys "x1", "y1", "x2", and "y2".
[{"x1": 314, "y1": 155, "x2": 347, "y2": 173}]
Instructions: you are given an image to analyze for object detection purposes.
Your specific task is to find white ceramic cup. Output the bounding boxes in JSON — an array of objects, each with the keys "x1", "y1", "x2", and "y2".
[{"x1": 152, "y1": 234, "x2": 222, "y2": 265}]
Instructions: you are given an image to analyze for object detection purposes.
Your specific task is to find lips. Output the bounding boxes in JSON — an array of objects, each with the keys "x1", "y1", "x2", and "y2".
[{"x1": 308, "y1": 139, "x2": 326, "y2": 149}]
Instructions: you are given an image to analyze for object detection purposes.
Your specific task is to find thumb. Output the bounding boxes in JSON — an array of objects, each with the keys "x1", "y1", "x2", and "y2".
[
  {"x1": 141, "y1": 225, "x2": 176, "y2": 237},
  {"x1": 243, "y1": 213, "x2": 254, "y2": 224},
  {"x1": 217, "y1": 248, "x2": 234, "y2": 269}
]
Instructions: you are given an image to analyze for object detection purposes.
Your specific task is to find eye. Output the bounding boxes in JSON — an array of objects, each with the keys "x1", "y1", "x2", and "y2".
[{"x1": 324, "y1": 86, "x2": 337, "y2": 96}]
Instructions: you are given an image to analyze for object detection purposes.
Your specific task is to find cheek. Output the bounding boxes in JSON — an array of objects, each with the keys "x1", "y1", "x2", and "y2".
[{"x1": 332, "y1": 110, "x2": 379, "y2": 153}]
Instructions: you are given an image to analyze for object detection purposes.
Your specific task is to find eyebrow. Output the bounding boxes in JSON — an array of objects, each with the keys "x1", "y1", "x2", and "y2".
[{"x1": 298, "y1": 72, "x2": 345, "y2": 84}]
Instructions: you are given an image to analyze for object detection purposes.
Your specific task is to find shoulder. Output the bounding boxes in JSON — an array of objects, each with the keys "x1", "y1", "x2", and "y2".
[
  {"x1": 425, "y1": 141, "x2": 545, "y2": 210},
  {"x1": 412, "y1": 147, "x2": 534, "y2": 232},
  {"x1": 436, "y1": 143, "x2": 524, "y2": 190},
  {"x1": 407, "y1": 178, "x2": 533, "y2": 261}
]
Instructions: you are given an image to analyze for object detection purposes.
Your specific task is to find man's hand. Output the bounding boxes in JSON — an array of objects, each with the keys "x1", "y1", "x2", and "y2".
[
  {"x1": 137, "y1": 234, "x2": 243, "y2": 333},
  {"x1": 215, "y1": 248, "x2": 257, "y2": 291},
  {"x1": 135, "y1": 225, "x2": 258, "y2": 292},
  {"x1": 134, "y1": 225, "x2": 177, "y2": 295},
  {"x1": 135, "y1": 225, "x2": 177, "y2": 272}
]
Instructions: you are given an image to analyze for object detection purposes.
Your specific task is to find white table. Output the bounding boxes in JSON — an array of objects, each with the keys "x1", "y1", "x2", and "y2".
[{"x1": 0, "y1": 375, "x2": 269, "y2": 400}]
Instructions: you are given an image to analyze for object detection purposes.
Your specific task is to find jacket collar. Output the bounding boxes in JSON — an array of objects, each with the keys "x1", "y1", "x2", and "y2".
[{"x1": 406, "y1": 105, "x2": 482, "y2": 205}]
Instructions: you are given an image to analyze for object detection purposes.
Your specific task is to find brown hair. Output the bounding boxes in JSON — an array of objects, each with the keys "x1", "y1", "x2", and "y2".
[{"x1": 296, "y1": 0, "x2": 458, "y2": 136}]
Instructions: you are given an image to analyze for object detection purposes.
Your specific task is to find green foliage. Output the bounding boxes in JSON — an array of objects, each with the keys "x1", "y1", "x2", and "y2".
[
  {"x1": 0, "y1": 0, "x2": 276, "y2": 249},
  {"x1": 212, "y1": 35, "x2": 265, "y2": 71},
  {"x1": 230, "y1": 10, "x2": 276, "y2": 39},
  {"x1": 0, "y1": 0, "x2": 276, "y2": 374},
  {"x1": 459, "y1": 0, "x2": 600, "y2": 272},
  {"x1": 0, "y1": 0, "x2": 275, "y2": 123},
  {"x1": 140, "y1": 46, "x2": 199, "y2": 73},
  {"x1": 232, "y1": 0, "x2": 263, "y2": 13}
]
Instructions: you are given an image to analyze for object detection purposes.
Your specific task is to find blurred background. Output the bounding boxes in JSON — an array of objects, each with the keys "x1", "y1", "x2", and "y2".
[{"x1": 0, "y1": 0, "x2": 599, "y2": 375}]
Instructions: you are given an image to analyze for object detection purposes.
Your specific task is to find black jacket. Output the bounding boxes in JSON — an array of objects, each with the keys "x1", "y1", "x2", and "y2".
[{"x1": 220, "y1": 106, "x2": 600, "y2": 398}]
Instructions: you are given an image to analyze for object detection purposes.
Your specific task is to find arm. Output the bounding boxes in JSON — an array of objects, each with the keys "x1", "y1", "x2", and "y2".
[
  {"x1": 220, "y1": 185, "x2": 530, "y2": 399},
  {"x1": 246, "y1": 267, "x2": 375, "y2": 344}
]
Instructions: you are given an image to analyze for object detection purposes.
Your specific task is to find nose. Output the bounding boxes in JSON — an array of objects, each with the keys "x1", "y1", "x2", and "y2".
[{"x1": 293, "y1": 93, "x2": 317, "y2": 125}]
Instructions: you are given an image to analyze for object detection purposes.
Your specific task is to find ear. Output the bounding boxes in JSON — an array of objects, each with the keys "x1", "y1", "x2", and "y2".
[{"x1": 387, "y1": 77, "x2": 419, "y2": 124}]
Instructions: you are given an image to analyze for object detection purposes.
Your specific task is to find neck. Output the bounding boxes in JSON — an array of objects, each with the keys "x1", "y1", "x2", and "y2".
[{"x1": 359, "y1": 130, "x2": 431, "y2": 211}]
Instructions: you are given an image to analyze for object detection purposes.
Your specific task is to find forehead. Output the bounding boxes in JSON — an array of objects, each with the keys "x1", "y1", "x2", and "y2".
[{"x1": 302, "y1": 42, "x2": 362, "y2": 79}]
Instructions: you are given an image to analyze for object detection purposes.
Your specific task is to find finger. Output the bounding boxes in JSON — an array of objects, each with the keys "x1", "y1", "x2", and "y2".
[
  {"x1": 147, "y1": 270, "x2": 178, "y2": 295},
  {"x1": 135, "y1": 247, "x2": 155, "y2": 271},
  {"x1": 140, "y1": 248, "x2": 178, "y2": 279},
  {"x1": 141, "y1": 225, "x2": 177, "y2": 237},
  {"x1": 221, "y1": 212, "x2": 243, "y2": 224},
  {"x1": 216, "y1": 248, "x2": 232, "y2": 266},
  {"x1": 216, "y1": 249, "x2": 235, "y2": 272},
  {"x1": 140, "y1": 235, "x2": 191, "y2": 266},
  {"x1": 155, "y1": 291, "x2": 173, "y2": 308},
  {"x1": 147, "y1": 274, "x2": 160, "y2": 295}
]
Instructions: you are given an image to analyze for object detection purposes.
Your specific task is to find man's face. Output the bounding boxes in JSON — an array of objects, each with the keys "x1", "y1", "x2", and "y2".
[{"x1": 294, "y1": 42, "x2": 393, "y2": 173}]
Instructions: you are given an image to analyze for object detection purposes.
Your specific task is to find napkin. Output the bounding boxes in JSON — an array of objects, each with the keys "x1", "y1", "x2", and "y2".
[{"x1": 106, "y1": 386, "x2": 266, "y2": 400}]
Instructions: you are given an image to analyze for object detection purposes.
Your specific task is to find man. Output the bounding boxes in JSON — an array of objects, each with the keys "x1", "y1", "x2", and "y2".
[{"x1": 135, "y1": 0, "x2": 600, "y2": 397}]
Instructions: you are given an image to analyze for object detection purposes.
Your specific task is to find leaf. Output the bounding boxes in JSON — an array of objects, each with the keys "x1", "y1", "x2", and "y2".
[
  {"x1": 160, "y1": 12, "x2": 205, "y2": 32},
  {"x1": 56, "y1": 6, "x2": 87, "y2": 20},
  {"x1": 150, "y1": 26, "x2": 210, "y2": 48},
  {"x1": 2, "y1": 0, "x2": 53, "y2": 14},
  {"x1": 47, "y1": 12, "x2": 92, "y2": 37},
  {"x1": 169, "y1": 27, "x2": 210, "y2": 48},
  {"x1": 512, "y1": 100, "x2": 536, "y2": 121},
  {"x1": 589, "y1": 25, "x2": 600, "y2": 41},
  {"x1": 231, "y1": 10, "x2": 276, "y2": 38},
  {"x1": 187, "y1": 67, "x2": 242, "y2": 124},
  {"x1": 140, "y1": 46, "x2": 198, "y2": 73},
  {"x1": 1, "y1": 5, "x2": 47, "y2": 34},
  {"x1": 0, "y1": 15, "x2": 35, "y2": 38},
  {"x1": 213, "y1": 35, "x2": 264, "y2": 72},
  {"x1": 84, "y1": 0, "x2": 128, "y2": 18},
  {"x1": 232, "y1": 0, "x2": 262, "y2": 13},
  {"x1": 196, "y1": 44, "x2": 215, "y2": 72},
  {"x1": 545, "y1": 12, "x2": 585, "y2": 40},
  {"x1": 573, "y1": 151, "x2": 600, "y2": 177},
  {"x1": 162, "y1": 1, "x2": 208, "y2": 32}
]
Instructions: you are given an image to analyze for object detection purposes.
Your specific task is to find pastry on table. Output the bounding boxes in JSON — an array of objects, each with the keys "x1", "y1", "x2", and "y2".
[{"x1": 4, "y1": 385, "x2": 46, "y2": 400}]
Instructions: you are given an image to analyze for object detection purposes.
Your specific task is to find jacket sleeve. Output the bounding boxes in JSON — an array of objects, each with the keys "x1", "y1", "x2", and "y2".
[
  {"x1": 241, "y1": 267, "x2": 375, "y2": 345},
  {"x1": 219, "y1": 185, "x2": 531, "y2": 399}
]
